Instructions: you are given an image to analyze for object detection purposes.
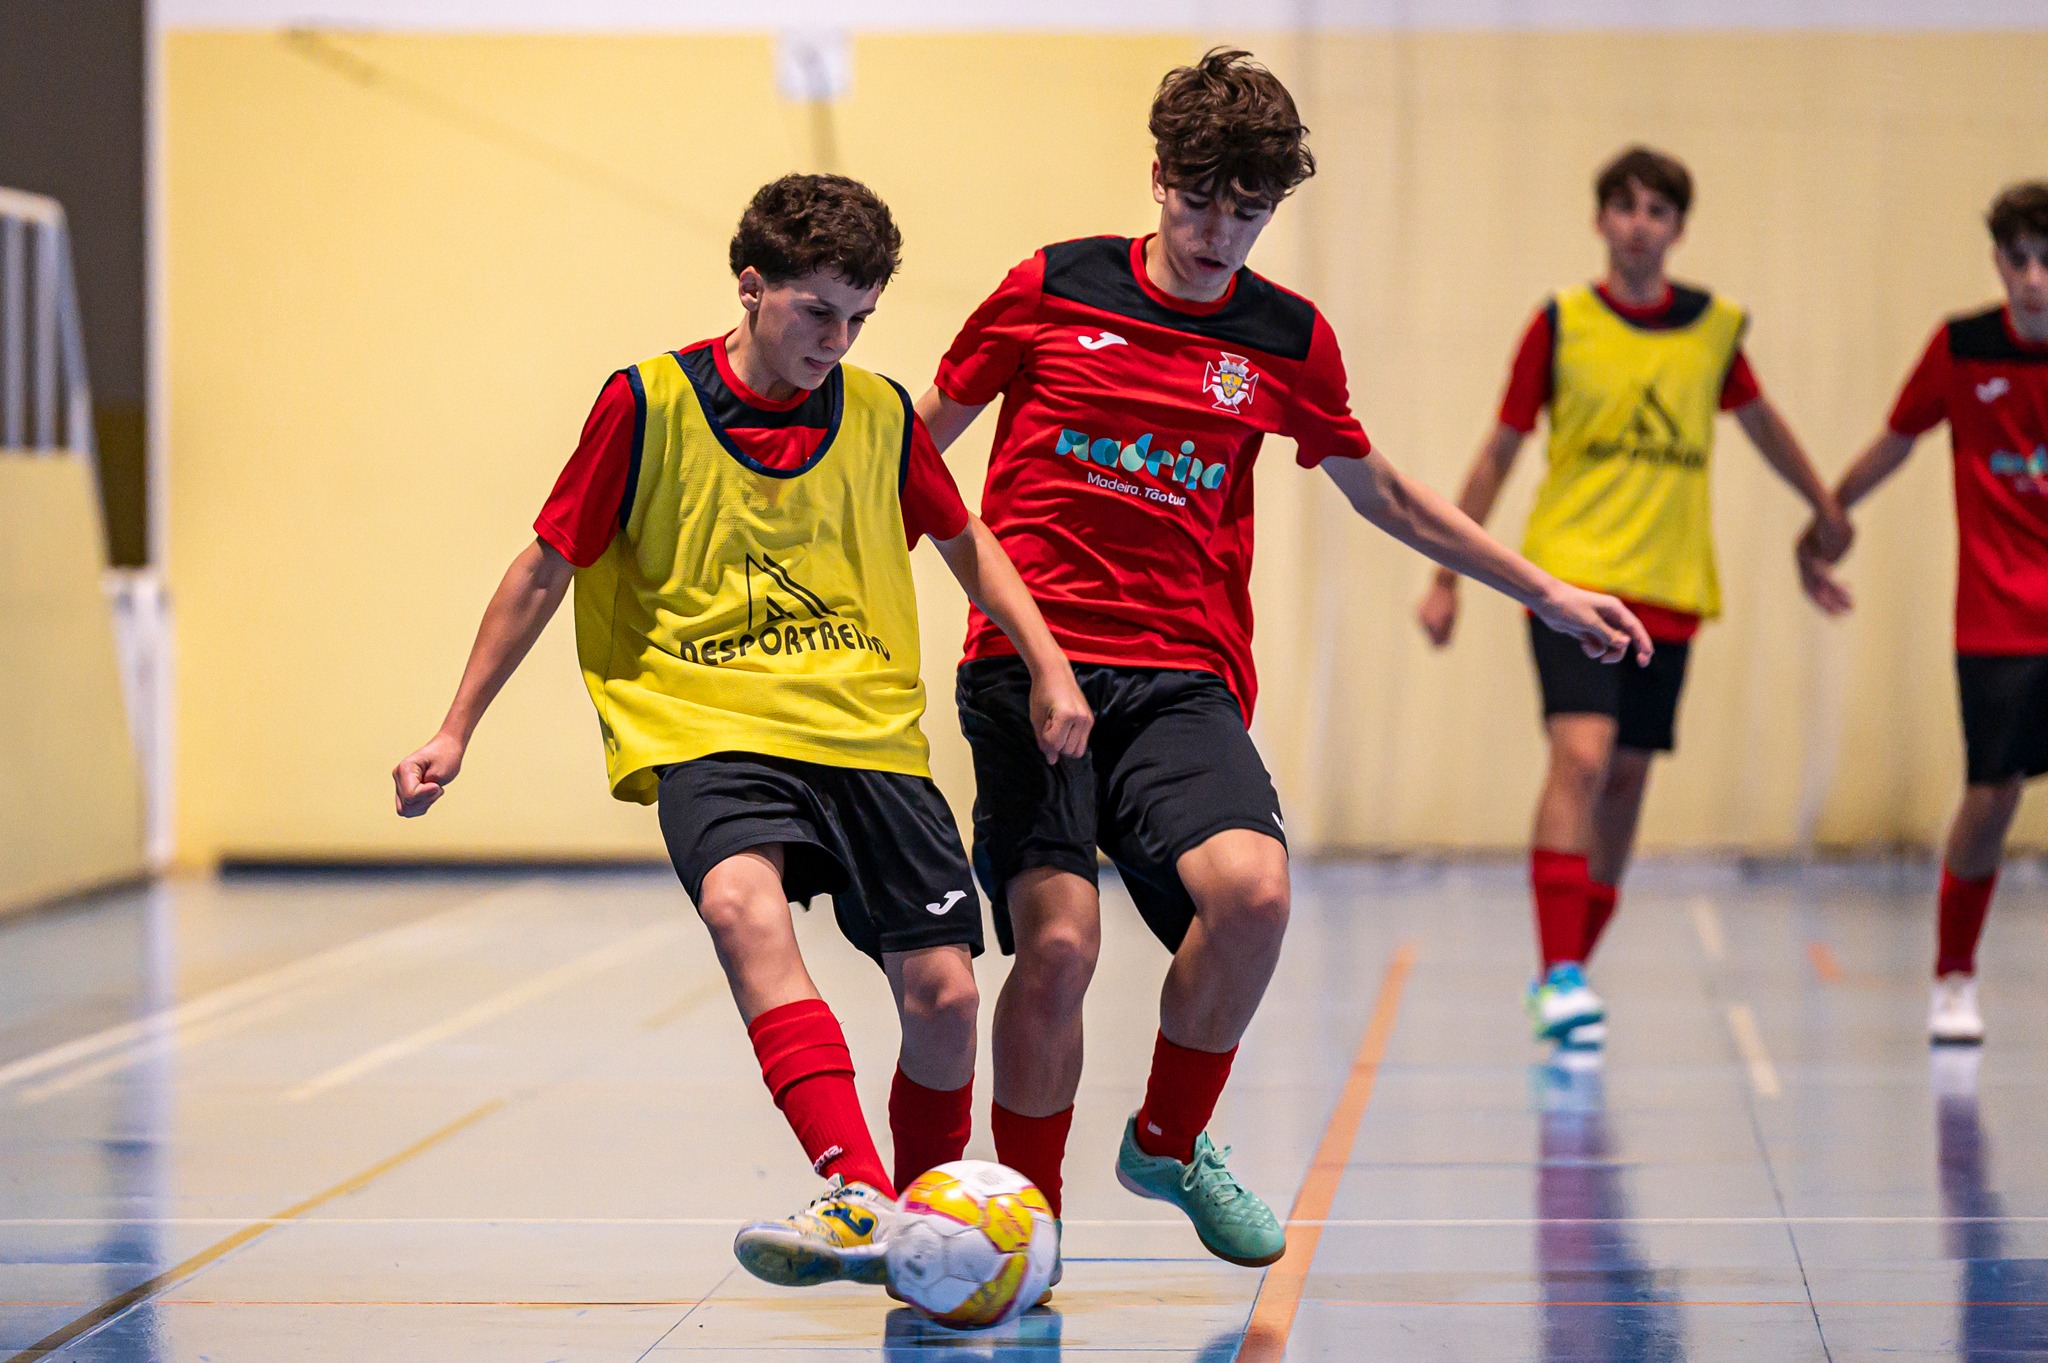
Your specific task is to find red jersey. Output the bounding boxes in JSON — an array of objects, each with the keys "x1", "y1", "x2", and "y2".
[
  {"x1": 1496, "y1": 282, "x2": 1763, "y2": 645},
  {"x1": 1888, "y1": 305, "x2": 2048, "y2": 654},
  {"x1": 936, "y1": 235, "x2": 1373, "y2": 718},
  {"x1": 535, "y1": 335, "x2": 969, "y2": 568}
]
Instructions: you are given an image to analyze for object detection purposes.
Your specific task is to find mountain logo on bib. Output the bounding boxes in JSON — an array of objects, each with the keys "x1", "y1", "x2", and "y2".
[
  {"x1": 746, "y1": 553, "x2": 836, "y2": 632},
  {"x1": 1587, "y1": 385, "x2": 1707, "y2": 471}
]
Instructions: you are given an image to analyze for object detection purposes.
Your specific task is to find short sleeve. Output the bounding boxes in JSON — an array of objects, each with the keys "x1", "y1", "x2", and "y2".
[
  {"x1": 1282, "y1": 312, "x2": 1374, "y2": 468},
  {"x1": 900, "y1": 414, "x2": 972, "y2": 546},
  {"x1": 1719, "y1": 350, "x2": 1762, "y2": 410},
  {"x1": 534, "y1": 370, "x2": 641, "y2": 568},
  {"x1": 1497, "y1": 304, "x2": 1555, "y2": 434},
  {"x1": 934, "y1": 254, "x2": 1044, "y2": 408},
  {"x1": 1887, "y1": 328, "x2": 1953, "y2": 437}
]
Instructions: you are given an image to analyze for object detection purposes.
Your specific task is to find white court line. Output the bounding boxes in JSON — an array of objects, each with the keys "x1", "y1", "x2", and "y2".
[
  {"x1": 8, "y1": 1214, "x2": 2042, "y2": 1227},
  {"x1": 1725, "y1": 1002, "x2": 1782, "y2": 1098},
  {"x1": 285, "y1": 922, "x2": 685, "y2": 1102},
  {"x1": 0, "y1": 889, "x2": 526, "y2": 1100},
  {"x1": 1690, "y1": 896, "x2": 1725, "y2": 961}
]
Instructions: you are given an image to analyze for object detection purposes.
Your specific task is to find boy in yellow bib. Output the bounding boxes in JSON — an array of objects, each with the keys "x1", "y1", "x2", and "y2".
[
  {"x1": 392, "y1": 176, "x2": 1091, "y2": 1289},
  {"x1": 1417, "y1": 147, "x2": 1850, "y2": 1048}
]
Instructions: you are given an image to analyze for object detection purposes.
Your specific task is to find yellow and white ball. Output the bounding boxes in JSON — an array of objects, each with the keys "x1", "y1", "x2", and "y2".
[{"x1": 887, "y1": 1160, "x2": 1058, "y2": 1329}]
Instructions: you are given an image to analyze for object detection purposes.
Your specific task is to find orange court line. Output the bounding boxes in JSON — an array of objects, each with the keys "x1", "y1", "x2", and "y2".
[
  {"x1": 1806, "y1": 940, "x2": 1845, "y2": 984},
  {"x1": 5, "y1": 1099, "x2": 505, "y2": 1362},
  {"x1": 1237, "y1": 941, "x2": 1417, "y2": 1363}
]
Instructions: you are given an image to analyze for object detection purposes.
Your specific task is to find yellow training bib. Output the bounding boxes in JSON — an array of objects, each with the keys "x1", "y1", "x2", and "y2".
[
  {"x1": 1520, "y1": 284, "x2": 1748, "y2": 618},
  {"x1": 571, "y1": 351, "x2": 931, "y2": 803}
]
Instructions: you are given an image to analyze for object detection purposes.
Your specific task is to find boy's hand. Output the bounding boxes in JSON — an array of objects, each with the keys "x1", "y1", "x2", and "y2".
[
  {"x1": 393, "y1": 732, "x2": 465, "y2": 817},
  {"x1": 1532, "y1": 584, "x2": 1654, "y2": 666},
  {"x1": 1417, "y1": 576, "x2": 1460, "y2": 648},
  {"x1": 1029, "y1": 663, "x2": 1094, "y2": 764}
]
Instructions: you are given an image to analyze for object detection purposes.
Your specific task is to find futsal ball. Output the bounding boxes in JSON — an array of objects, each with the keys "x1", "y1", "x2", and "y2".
[{"x1": 887, "y1": 1159, "x2": 1058, "y2": 1329}]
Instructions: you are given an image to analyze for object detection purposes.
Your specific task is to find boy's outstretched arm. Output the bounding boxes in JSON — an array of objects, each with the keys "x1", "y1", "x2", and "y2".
[
  {"x1": 1416, "y1": 421, "x2": 1527, "y2": 646},
  {"x1": 1324, "y1": 450, "x2": 1654, "y2": 666},
  {"x1": 1734, "y1": 396, "x2": 1855, "y2": 615},
  {"x1": 393, "y1": 538, "x2": 574, "y2": 816},
  {"x1": 915, "y1": 388, "x2": 988, "y2": 455},
  {"x1": 932, "y1": 516, "x2": 1092, "y2": 763}
]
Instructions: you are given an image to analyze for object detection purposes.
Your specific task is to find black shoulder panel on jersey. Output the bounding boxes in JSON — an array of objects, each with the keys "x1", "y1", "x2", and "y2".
[
  {"x1": 1948, "y1": 306, "x2": 2048, "y2": 365},
  {"x1": 1039, "y1": 235, "x2": 1318, "y2": 362}
]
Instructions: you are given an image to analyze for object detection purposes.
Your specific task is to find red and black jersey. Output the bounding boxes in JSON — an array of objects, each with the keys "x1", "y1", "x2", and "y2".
[
  {"x1": 536, "y1": 334, "x2": 969, "y2": 568},
  {"x1": 1889, "y1": 305, "x2": 2048, "y2": 654},
  {"x1": 936, "y1": 234, "x2": 1373, "y2": 719}
]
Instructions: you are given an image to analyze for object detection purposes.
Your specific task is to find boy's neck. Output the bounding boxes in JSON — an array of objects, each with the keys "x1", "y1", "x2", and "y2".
[
  {"x1": 1600, "y1": 263, "x2": 1671, "y2": 311},
  {"x1": 2011, "y1": 302, "x2": 2048, "y2": 345},
  {"x1": 1144, "y1": 234, "x2": 1231, "y2": 305},
  {"x1": 725, "y1": 321, "x2": 800, "y2": 404}
]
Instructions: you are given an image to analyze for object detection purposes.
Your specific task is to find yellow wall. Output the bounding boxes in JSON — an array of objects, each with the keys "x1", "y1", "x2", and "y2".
[
  {"x1": 166, "y1": 29, "x2": 2048, "y2": 861},
  {"x1": 0, "y1": 455, "x2": 146, "y2": 909}
]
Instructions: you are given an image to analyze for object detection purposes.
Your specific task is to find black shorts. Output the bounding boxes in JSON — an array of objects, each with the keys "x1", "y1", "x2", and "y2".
[
  {"x1": 655, "y1": 754, "x2": 982, "y2": 965},
  {"x1": 1529, "y1": 615, "x2": 1692, "y2": 753},
  {"x1": 955, "y1": 658, "x2": 1285, "y2": 955},
  {"x1": 1958, "y1": 653, "x2": 2048, "y2": 784}
]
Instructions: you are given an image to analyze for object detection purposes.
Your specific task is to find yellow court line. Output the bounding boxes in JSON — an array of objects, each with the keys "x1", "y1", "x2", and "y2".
[
  {"x1": 1237, "y1": 942, "x2": 1416, "y2": 1363},
  {"x1": 5, "y1": 1099, "x2": 505, "y2": 1362}
]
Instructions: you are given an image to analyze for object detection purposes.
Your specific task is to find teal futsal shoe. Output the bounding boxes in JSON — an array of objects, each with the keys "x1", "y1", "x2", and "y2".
[
  {"x1": 733, "y1": 1176, "x2": 895, "y2": 1288},
  {"x1": 1115, "y1": 1117, "x2": 1286, "y2": 1267},
  {"x1": 1526, "y1": 962, "x2": 1605, "y2": 1043}
]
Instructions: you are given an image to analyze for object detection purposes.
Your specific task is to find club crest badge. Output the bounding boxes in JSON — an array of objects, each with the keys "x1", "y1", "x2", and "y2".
[{"x1": 1203, "y1": 352, "x2": 1259, "y2": 412}]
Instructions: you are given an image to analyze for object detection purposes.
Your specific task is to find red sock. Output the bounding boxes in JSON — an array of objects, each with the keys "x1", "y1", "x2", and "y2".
[
  {"x1": 1133, "y1": 1031, "x2": 1236, "y2": 1164},
  {"x1": 991, "y1": 1102, "x2": 1075, "y2": 1218},
  {"x1": 1936, "y1": 866, "x2": 1996, "y2": 977},
  {"x1": 889, "y1": 1067, "x2": 972, "y2": 1195},
  {"x1": 747, "y1": 999, "x2": 895, "y2": 1199},
  {"x1": 1582, "y1": 880, "x2": 1619, "y2": 962},
  {"x1": 1532, "y1": 848, "x2": 1591, "y2": 970}
]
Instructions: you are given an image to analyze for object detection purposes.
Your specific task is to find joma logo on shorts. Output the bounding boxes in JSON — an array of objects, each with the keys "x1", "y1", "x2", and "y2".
[{"x1": 1054, "y1": 428, "x2": 1227, "y2": 494}]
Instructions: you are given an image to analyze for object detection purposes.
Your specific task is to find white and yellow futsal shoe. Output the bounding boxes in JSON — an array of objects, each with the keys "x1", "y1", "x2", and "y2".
[
  {"x1": 1929, "y1": 972, "x2": 1985, "y2": 1046},
  {"x1": 733, "y1": 1176, "x2": 897, "y2": 1287}
]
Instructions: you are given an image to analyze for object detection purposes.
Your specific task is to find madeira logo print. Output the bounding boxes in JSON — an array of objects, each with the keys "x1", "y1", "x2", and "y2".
[
  {"x1": 1052, "y1": 428, "x2": 1226, "y2": 508},
  {"x1": 1586, "y1": 385, "x2": 1706, "y2": 471}
]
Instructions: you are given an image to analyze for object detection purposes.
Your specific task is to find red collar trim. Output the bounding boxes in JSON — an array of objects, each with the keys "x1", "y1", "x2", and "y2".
[
  {"x1": 1130, "y1": 235, "x2": 1237, "y2": 316},
  {"x1": 1595, "y1": 281, "x2": 1676, "y2": 322},
  {"x1": 710, "y1": 331, "x2": 809, "y2": 412}
]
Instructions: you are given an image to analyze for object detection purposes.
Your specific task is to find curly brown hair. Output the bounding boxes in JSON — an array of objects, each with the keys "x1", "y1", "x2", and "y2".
[
  {"x1": 728, "y1": 174, "x2": 902, "y2": 291},
  {"x1": 1988, "y1": 181, "x2": 2048, "y2": 250},
  {"x1": 1595, "y1": 146, "x2": 1694, "y2": 217},
  {"x1": 1150, "y1": 48, "x2": 1315, "y2": 206}
]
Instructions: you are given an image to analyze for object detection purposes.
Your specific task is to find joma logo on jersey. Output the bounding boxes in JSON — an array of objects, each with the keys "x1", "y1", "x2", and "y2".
[
  {"x1": 1054, "y1": 428, "x2": 1227, "y2": 494},
  {"x1": 1203, "y1": 353, "x2": 1259, "y2": 411}
]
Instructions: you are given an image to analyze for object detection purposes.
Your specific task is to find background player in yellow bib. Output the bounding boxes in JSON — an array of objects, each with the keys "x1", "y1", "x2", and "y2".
[
  {"x1": 390, "y1": 175, "x2": 1091, "y2": 1291},
  {"x1": 1416, "y1": 146, "x2": 1852, "y2": 1049}
]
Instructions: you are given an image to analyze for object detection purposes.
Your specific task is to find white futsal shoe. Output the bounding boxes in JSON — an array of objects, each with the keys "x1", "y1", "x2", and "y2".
[
  {"x1": 1527, "y1": 963, "x2": 1605, "y2": 1044},
  {"x1": 1929, "y1": 972, "x2": 1985, "y2": 1046}
]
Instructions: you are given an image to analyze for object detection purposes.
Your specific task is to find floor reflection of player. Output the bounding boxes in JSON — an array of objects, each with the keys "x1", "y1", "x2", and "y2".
[
  {"x1": 1535, "y1": 1060, "x2": 1683, "y2": 1363},
  {"x1": 1933, "y1": 1050, "x2": 2048, "y2": 1360}
]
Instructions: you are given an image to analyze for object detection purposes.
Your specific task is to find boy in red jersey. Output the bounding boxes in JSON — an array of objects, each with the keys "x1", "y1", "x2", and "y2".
[
  {"x1": 392, "y1": 176, "x2": 1091, "y2": 1290},
  {"x1": 1417, "y1": 146, "x2": 1849, "y2": 1051},
  {"x1": 919, "y1": 50, "x2": 1650, "y2": 1270},
  {"x1": 1804, "y1": 181, "x2": 2048, "y2": 1047}
]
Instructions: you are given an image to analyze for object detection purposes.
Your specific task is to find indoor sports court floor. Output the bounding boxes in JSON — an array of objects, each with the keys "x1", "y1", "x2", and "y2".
[{"x1": 3, "y1": 860, "x2": 2045, "y2": 1361}]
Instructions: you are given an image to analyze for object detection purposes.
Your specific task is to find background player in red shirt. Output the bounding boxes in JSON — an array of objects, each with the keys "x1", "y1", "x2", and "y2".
[
  {"x1": 917, "y1": 49, "x2": 1651, "y2": 1271},
  {"x1": 1805, "y1": 182, "x2": 2048, "y2": 1047}
]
